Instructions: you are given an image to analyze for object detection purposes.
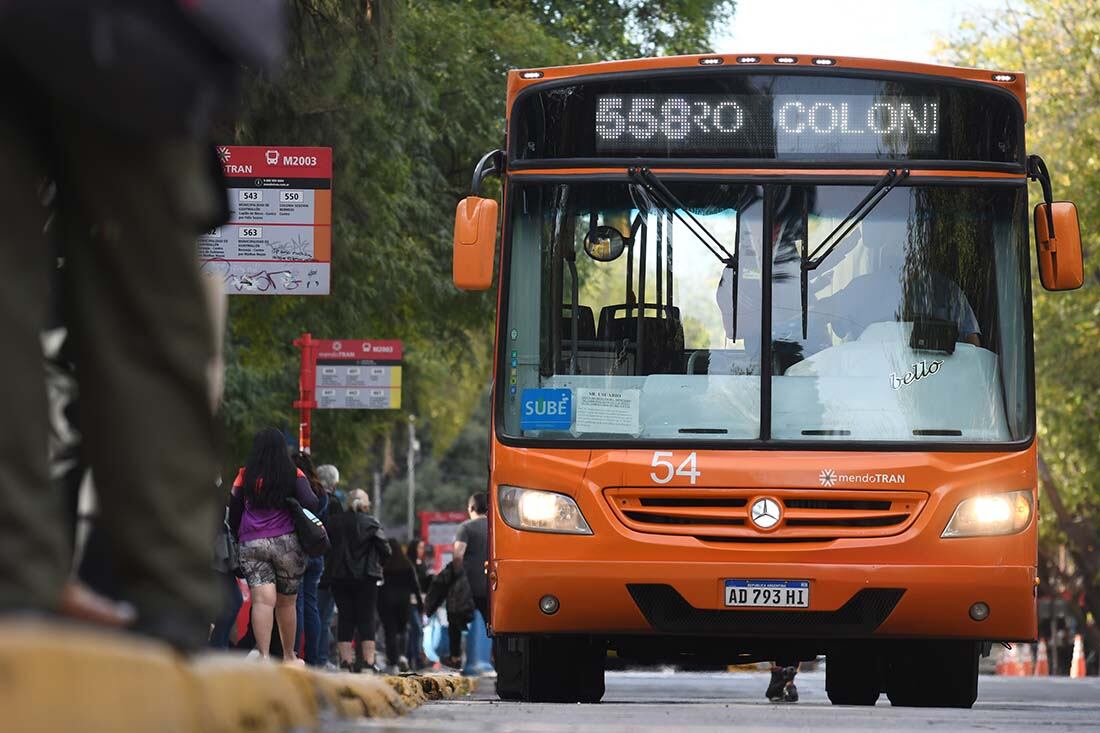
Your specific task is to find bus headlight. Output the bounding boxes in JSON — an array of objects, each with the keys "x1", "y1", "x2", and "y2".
[
  {"x1": 498, "y1": 486, "x2": 592, "y2": 535},
  {"x1": 942, "y1": 490, "x2": 1032, "y2": 538}
]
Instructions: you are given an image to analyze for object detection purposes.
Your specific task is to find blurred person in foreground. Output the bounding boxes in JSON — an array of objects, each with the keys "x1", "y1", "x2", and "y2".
[
  {"x1": 379, "y1": 538, "x2": 424, "y2": 672},
  {"x1": 229, "y1": 428, "x2": 319, "y2": 663},
  {"x1": 0, "y1": 1, "x2": 284, "y2": 647},
  {"x1": 293, "y1": 452, "x2": 328, "y2": 666},
  {"x1": 325, "y1": 489, "x2": 390, "y2": 673}
]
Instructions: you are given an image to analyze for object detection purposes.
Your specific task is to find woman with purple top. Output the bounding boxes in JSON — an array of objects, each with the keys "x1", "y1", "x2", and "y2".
[{"x1": 229, "y1": 428, "x2": 319, "y2": 662}]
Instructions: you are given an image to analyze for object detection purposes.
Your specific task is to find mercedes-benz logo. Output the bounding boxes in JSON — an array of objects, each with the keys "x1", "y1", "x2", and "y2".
[{"x1": 750, "y1": 497, "x2": 782, "y2": 530}]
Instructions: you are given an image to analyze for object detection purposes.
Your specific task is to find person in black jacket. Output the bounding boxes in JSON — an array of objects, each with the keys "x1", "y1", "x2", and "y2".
[
  {"x1": 325, "y1": 489, "x2": 390, "y2": 672},
  {"x1": 379, "y1": 538, "x2": 424, "y2": 672},
  {"x1": 425, "y1": 560, "x2": 475, "y2": 669}
]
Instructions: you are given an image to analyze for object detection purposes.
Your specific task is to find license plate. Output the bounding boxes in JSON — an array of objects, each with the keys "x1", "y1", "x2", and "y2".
[{"x1": 724, "y1": 579, "x2": 809, "y2": 608}]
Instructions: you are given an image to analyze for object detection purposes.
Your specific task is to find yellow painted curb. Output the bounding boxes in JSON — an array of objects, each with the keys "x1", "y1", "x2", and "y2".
[
  {"x1": 0, "y1": 620, "x2": 474, "y2": 733},
  {"x1": 191, "y1": 655, "x2": 317, "y2": 733},
  {"x1": 0, "y1": 620, "x2": 200, "y2": 733},
  {"x1": 314, "y1": 672, "x2": 407, "y2": 719}
]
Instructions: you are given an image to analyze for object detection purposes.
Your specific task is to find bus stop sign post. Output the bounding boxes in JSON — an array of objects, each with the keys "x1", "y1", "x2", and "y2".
[{"x1": 293, "y1": 332, "x2": 319, "y2": 454}]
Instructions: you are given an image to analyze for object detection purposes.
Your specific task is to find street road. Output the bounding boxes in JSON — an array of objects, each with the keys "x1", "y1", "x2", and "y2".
[{"x1": 339, "y1": 670, "x2": 1100, "y2": 732}]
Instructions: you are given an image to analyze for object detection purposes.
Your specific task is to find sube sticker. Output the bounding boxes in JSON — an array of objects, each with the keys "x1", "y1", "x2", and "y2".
[{"x1": 520, "y1": 389, "x2": 572, "y2": 430}]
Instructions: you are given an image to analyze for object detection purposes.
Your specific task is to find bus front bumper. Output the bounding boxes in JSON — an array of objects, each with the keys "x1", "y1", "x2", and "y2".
[{"x1": 490, "y1": 559, "x2": 1036, "y2": 641}]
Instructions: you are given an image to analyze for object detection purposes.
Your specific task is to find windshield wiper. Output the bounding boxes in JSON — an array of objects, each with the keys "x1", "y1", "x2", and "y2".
[
  {"x1": 628, "y1": 167, "x2": 744, "y2": 339},
  {"x1": 799, "y1": 168, "x2": 910, "y2": 338}
]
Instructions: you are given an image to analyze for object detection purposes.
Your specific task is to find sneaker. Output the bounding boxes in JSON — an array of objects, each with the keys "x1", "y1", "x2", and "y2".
[
  {"x1": 246, "y1": 649, "x2": 264, "y2": 662},
  {"x1": 339, "y1": 660, "x2": 355, "y2": 674},
  {"x1": 397, "y1": 655, "x2": 410, "y2": 673},
  {"x1": 441, "y1": 655, "x2": 463, "y2": 670},
  {"x1": 765, "y1": 667, "x2": 786, "y2": 701},
  {"x1": 782, "y1": 683, "x2": 799, "y2": 703}
]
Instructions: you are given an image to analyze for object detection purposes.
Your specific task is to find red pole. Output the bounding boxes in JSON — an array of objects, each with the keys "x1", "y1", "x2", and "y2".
[{"x1": 292, "y1": 332, "x2": 317, "y2": 454}]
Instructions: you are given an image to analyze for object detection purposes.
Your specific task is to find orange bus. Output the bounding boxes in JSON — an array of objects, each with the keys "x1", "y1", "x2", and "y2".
[{"x1": 452, "y1": 54, "x2": 1083, "y2": 708}]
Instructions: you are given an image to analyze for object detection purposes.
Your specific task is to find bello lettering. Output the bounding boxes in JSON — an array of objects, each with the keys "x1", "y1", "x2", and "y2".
[{"x1": 891, "y1": 359, "x2": 943, "y2": 390}]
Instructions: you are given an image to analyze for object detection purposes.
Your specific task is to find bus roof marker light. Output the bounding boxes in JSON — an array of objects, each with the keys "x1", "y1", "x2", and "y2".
[
  {"x1": 520, "y1": 71, "x2": 544, "y2": 80},
  {"x1": 813, "y1": 58, "x2": 836, "y2": 66},
  {"x1": 699, "y1": 57, "x2": 724, "y2": 66},
  {"x1": 736, "y1": 56, "x2": 760, "y2": 64},
  {"x1": 992, "y1": 73, "x2": 1016, "y2": 82},
  {"x1": 775, "y1": 56, "x2": 798, "y2": 64}
]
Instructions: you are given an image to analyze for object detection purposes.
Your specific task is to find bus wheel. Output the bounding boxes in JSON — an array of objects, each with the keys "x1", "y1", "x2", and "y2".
[
  {"x1": 886, "y1": 640, "x2": 979, "y2": 709},
  {"x1": 493, "y1": 635, "x2": 606, "y2": 703},
  {"x1": 493, "y1": 636, "x2": 524, "y2": 701},
  {"x1": 826, "y1": 646, "x2": 881, "y2": 706}
]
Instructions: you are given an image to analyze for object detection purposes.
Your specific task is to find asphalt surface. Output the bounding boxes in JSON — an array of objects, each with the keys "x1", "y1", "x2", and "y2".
[{"x1": 338, "y1": 670, "x2": 1100, "y2": 732}]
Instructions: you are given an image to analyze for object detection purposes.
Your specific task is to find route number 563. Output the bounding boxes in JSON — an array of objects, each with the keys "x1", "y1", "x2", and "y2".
[{"x1": 650, "y1": 452, "x2": 701, "y2": 485}]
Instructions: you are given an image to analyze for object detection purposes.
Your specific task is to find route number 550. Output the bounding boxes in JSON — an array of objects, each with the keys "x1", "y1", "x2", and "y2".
[{"x1": 650, "y1": 452, "x2": 701, "y2": 485}]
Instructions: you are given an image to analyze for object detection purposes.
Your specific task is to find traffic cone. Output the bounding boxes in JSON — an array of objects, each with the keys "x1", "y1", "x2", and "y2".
[
  {"x1": 1019, "y1": 642, "x2": 1033, "y2": 675},
  {"x1": 1070, "y1": 634, "x2": 1087, "y2": 678},
  {"x1": 1034, "y1": 640, "x2": 1050, "y2": 676}
]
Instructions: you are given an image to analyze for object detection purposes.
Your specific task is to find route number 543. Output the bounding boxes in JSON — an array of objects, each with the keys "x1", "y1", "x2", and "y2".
[{"x1": 650, "y1": 452, "x2": 701, "y2": 485}]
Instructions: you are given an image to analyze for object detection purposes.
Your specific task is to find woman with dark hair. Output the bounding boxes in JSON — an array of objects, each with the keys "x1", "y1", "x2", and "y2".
[
  {"x1": 380, "y1": 538, "x2": 424, "y2": 672},
  {"x1": 229, "y1": 428, "x2": 319, "y2": 662},
  {"x1": 405, "y1": 539, "x2": 432, "y2": 668},
  {"x1": 326, "y1": 489, "x2": 390, "y2": 672},
  {"x1": 293, "y1": 452, "x2": 328, "y2": 666}
]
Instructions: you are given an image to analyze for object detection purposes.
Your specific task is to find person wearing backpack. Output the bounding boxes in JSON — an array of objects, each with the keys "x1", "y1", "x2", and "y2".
[
  {"x1": 229, "y1": 428, "x2": 319, "y2": 662},
  {"x1": 325, "y1": 490, "x2": 390, "y2": 673}
]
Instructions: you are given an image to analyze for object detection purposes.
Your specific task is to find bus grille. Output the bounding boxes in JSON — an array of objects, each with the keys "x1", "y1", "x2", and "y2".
[
  {"x1": 605, "y1": 487, "x2": 927, "y2": 540},
  {"x1": 627, "y1": 584, "x2": 905, "y2": 636}
]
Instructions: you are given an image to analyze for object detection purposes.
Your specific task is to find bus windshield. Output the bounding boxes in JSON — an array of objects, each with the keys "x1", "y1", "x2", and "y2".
[{"x1": 501, "y1": 180, "x2": 1031, "y2": 444}]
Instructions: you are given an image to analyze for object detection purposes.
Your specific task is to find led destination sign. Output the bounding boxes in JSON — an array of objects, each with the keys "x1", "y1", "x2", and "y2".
[{"x1": 595, "y1": 93, "x2": 939, "y2": 156}]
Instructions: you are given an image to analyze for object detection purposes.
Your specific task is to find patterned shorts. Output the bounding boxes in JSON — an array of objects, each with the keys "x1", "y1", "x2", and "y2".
[{"x1": 239, "y1": 532, "x2": 308, "y2": 595}]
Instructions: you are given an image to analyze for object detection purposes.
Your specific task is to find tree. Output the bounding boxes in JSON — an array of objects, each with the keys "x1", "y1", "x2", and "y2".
[
  {"x1": 941, "y1": 0, "x2": 1100, "y2": 646},
  {"x1": 221, "y1": 0, "x2": 735, "y2": 499}
]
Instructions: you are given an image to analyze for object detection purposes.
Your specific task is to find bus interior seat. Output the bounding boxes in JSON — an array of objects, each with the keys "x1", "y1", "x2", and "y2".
[
  {"x1": 560, "y1": 304, "x2": 596, "y2": 343},
  {"x1": 598, "y1": 304, "x2": 685, "y2": 374}
]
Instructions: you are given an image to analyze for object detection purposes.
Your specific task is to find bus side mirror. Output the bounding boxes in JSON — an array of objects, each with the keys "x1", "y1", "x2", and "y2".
[
  {"x1": 1034, "y1": 201, "x2": 1084, "y2": 291},
  {"x1": 453, "y1": 196, "x2": 498, "y2": 291}
]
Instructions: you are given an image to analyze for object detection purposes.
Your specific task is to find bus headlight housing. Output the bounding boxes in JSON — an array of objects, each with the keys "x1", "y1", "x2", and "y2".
[
  {"x1": 498, "y1": 486, "x2": 592, "y2": 535},
  {"x1": 942, "y1": 490, "x2": 1032, "y2": 538}
]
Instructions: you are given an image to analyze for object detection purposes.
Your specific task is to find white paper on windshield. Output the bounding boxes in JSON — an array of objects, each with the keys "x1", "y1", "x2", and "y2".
[{"x1": 575, "y1": 388, "x2": 640, "y2": 434}]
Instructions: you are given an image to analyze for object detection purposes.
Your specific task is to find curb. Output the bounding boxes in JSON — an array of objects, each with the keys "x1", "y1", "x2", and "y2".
[{"x1": 1, "y1": 620, "x2": 475, "y2": 733}]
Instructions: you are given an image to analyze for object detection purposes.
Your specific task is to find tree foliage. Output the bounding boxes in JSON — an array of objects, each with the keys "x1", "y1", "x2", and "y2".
[{"x1": 221, "y1": 0, "x2": 733, "y2": 508}]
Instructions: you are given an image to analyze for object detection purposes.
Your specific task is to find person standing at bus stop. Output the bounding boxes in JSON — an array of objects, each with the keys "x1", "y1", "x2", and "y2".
[
  {"x1": 448, "y1": 493, "x2": 489, "y2": 666},
  {"x1": 0, "y1": 2, "x2": 284, "y2": 647}
]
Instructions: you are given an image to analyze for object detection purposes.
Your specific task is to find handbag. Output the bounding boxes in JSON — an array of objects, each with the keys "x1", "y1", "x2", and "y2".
[
  {"x1": 286, "y1": 498, "x2": 331, "y2": 559},
  {"x1": 212, "y1": 507, "x2": 241, "y2": 576}
]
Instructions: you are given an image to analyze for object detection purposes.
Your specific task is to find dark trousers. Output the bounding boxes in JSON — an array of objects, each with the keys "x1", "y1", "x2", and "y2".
[
  {"x1": 448, "y1": 595, "x2": 489, "y2": 657},
  {"x1": 0, "y1": 77, "x2": 222, "y2": 641},
  {"x1": 379, "y1": 593, "x2": 411, "y2": 666},
  {"x1": 332, "y1": 580, "x2": 379, "y2": 643},
  {"x1": 295, "y1": 556, "x2": 324, "y2": 664},
  {"x1": 406, "y1": 605, "x2": 424, "y2": 667},
  {"x1": 317, "y1": 586, "x2": 335, "y2": 664}
]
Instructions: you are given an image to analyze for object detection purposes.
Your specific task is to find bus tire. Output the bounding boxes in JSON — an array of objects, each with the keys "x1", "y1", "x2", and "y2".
[
  {"x1": 886, "y1": 640, "x2": 979, "y2": 709},
  {"x1": 826, "y1": 647, "x2": 881, "y2": 706},
  {"x1": 492, "y1": 636, "x2": 524, "y2": 701},
  {"x1": 494, "y1": 635, "x2": 606, "y2": 703}
]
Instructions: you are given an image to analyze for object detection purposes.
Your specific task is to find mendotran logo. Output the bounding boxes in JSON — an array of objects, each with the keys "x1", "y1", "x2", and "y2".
[{"x1": 820, "y1": 469, "x2": 905, "y2": 486}]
